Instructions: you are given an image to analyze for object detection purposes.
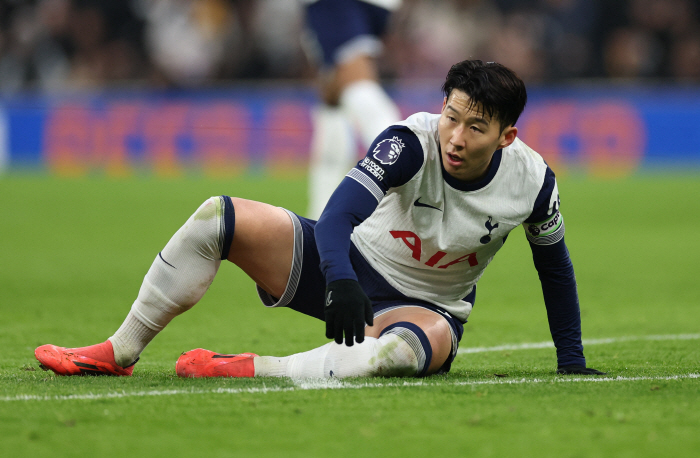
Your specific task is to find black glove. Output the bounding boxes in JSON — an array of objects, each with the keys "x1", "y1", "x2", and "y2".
[
  {"x1": 556, "y1": 365, "x2": 607, "y2": 375},
  {"x1": 324, "y1": 279, "x2": 374, "y2": 346}
]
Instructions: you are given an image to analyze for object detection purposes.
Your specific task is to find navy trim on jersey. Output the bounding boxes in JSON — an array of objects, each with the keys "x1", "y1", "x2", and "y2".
[
  {"x1": 440, "y1": 149, "x2": 503, "y2": 191},
  {"x1": 220, "y1": 195, "x2": 235, "y2": 260},
  {"x1": 463, "y1": 285, "x2": 476, "y2": 307},
  {"x1": 530, "y1": 237, "x2": 585, "y2": 367},
  {"x1": 525, "y1": 166, "x2": 558, "y2": 223}
]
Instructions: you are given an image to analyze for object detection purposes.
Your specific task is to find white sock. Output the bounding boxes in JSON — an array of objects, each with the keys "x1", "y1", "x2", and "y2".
[
  {"x1": 253, "y1": 334, "x2": 419, "y2": 379},
  {"x1": 340, "y1": 79, "x2": 401, "y2": 148},
  {"x1": 108, "y1": 311, "x2": 158, "y2": 367},
  {"x1": 109, "y1": 196, "x2": 226, "y2": 367},
  {"x1": 306, "y1": 105, "x2": 356, "y2": 219}
]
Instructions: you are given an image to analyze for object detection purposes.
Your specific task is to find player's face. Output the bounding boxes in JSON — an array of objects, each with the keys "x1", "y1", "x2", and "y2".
[{"x1": 438, "y1": 89, "x2": 517, "y2": 182}]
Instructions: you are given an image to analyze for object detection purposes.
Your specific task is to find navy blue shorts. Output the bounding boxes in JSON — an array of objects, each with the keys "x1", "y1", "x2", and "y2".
[
  {"x1": 304, "y1": 0, "x2": 393, "y2": 66},
  {"x1": 256, "y1": 210, "x2": 464, "y2": 374}
]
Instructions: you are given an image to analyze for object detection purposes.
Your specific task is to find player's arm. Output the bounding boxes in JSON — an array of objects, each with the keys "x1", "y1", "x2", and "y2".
[
  {"x1": 524, "y1": 168, "x2": 606, "y2": 375},
  {"x1": 315, "y1": 126, "x2": 424, "y2": 346}
]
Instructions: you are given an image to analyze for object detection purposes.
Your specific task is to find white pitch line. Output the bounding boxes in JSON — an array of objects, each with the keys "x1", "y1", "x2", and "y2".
[
  {"x1": 458, "y1": 333, "x2": 700, "y2": 354},
  {"x1": 3, "y1": 373, "x2": 698, "y2": 403},
  {"x1": 1, "y1": 387, "x2": 297, "y2": 402}
]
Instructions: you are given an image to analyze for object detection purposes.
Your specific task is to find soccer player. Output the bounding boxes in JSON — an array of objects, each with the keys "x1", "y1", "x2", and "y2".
[
  {"x1": 35, "y1": 60, "x2": 605, "y2": 378},
  {"x1": 303, "y1": 0, "x2": 402, "y2": 219}
]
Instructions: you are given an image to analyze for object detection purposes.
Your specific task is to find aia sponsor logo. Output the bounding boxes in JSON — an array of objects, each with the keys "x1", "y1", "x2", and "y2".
[
  {"x1": 373, "y1": 136, "x2": 405, "y2": 165},
  {"x1": 390, "y1": 230, "x2": 478, "y2": 269}
]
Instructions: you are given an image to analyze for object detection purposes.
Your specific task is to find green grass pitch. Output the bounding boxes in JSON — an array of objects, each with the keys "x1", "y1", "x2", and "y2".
[{"x1": 1, "y1": 172, "x2": 699, "y2": 457}]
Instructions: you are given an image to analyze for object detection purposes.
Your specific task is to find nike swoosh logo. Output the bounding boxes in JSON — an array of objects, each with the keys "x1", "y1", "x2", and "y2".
[{"x1": 414, "y1": 197, "x2": 442, "y2": 211}]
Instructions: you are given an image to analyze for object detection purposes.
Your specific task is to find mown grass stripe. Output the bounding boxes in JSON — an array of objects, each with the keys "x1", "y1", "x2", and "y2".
[
  {"x1": 3, "y1": 373, "x2": 698, "y2": 403},
  {"x1": 458, "y1": 333, "x2": 700, "y2": 354}
]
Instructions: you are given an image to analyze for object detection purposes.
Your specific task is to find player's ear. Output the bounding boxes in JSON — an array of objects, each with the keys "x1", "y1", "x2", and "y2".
[
  {"x1": 498, "y1": 126, "x2": 517, "y2": 149},
  {"x1": 441, "y1": 97, "x2": 447, "y2": 111}
]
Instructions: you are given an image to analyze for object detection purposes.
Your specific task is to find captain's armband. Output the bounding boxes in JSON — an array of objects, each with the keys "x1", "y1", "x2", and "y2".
[{"x1": 524, "y1": 211, "x2": 565, "y2": 245}]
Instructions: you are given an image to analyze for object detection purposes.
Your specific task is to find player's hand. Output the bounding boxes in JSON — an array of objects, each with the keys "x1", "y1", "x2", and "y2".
[
  {"x1": 556, "y1": 365, "x2": 607, "y2": 375},
  {"x1": 324, "y1": 279, "x2": 374, "y2": 346}
]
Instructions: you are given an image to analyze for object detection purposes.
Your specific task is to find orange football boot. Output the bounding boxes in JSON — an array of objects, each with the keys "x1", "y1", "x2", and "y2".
[
  {"x1": 176, "y1": 349, "x2": 257, "y2": 378},
  {"x1": 34, "y1": 340, "x2": 136, "y2": 376}
]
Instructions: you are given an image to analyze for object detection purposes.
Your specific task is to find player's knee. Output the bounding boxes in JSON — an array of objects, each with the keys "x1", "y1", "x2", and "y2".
[
  {"x1": 376, "y1": 322, "x2": 433, "y2": 377},
  {"x1": 137, "y1": 197, "x2": 233, "y2": 317},
  {"x1": 183, "y1": 196, "x2": 235, "y2": 261},
  {"x1": 319, "y1": 328, "x2": 431, "y2": 378}
]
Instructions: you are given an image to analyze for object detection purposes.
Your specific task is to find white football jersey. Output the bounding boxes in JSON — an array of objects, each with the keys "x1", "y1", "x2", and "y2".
[{"x1": 349, "y1": 112, "x2": 556, "y2": 322}]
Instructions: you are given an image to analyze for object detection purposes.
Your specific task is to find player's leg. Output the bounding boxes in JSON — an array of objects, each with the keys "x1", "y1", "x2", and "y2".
[
  {"x1": 306, "y1": 66, "x2": 400, "y2": 219},
  {"x1": 178, "y1": 306, "x2": 453, "y2": 379},
  {"x1": 365, "y1": 307, "x2": 454, "y2": 374},
  {"x1": 335, "y1": 55, "x2": 401, "y2": 149},
  {"x1": 253, "y1": 306, "x2": 451, "y2": 378},
  {"x1": 307, "y1": 63, "x2": 400, "y2": 220},
  {"x1": 304, "y1": 0, "x2": 401, "y2": 218},
  {"x1": 175, "y1": 209, "x2": 454, "y2": 380},
  {"x1": 306, "y1": 103, "x2": 356, "y2": 219},
  {"x1": 224, "y1": 198, "x2": 293, "y2": 299},
  {"x1": 111, "y1": 197, "x2": 292, "y2": 360},
  {"x1": 35, "y1": 196, "x2": 294, "y2": 376}
]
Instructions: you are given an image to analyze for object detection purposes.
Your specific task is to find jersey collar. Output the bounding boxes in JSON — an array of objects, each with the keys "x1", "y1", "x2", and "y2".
[{"x1": 440, "y1": 148, "x2": 503, "y2": 191}]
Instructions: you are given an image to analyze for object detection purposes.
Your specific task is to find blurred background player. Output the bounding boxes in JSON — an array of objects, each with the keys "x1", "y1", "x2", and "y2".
[{"x1": 302, "y1": 0, "x2": 402, "y2": 219}]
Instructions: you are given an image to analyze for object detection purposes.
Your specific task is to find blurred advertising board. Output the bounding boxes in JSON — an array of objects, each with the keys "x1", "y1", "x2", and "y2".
[{"x1": 2, "y1": 83, "x2": 699, "y2": 176}]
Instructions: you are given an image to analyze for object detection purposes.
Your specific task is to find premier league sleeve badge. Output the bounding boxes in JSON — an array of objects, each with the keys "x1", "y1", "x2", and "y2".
[{"x1": 373, "y1": 136, "x2": 405, "y2": 165}]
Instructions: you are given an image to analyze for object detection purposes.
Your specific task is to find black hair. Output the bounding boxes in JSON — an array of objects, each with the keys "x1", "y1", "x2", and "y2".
[{"x1": 441, "y1": 60, "x2": 527, "y2": 131}]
